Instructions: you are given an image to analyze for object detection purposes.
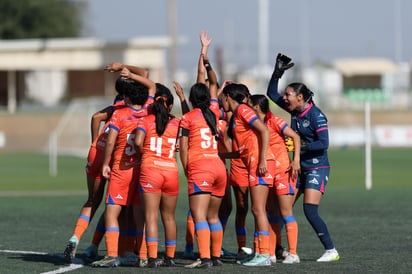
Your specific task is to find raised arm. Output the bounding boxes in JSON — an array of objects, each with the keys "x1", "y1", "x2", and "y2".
[
  {"x1": 173, "y1": 81, "x2": 190, "y2": 115},
  {"x1": 267, "y1": 53, "x2": 294, "y2": 112},
  {"x1": 105, "y1": 62, "x2": 149, "y2": 78},
  {"x1": 90, "y1": 106, "x2": 112, "y2": 143},
  {"x1": 196, "y1": 31, "x2": 213, "y2": 84},
  {"x1": 203, "y1": 54, "x2": 218, "y2": 100},
  {"x1": 120, "y1": 67, "x2": 156, "y2": 98}
]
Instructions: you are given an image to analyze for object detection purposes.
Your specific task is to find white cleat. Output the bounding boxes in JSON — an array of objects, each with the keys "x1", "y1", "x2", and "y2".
[
  {"x1": 282, "y1": 253, "x2": 300, "y2": 264},
  {"x1": 317, "y1": 248, "x2": 340, "y2": 262}
]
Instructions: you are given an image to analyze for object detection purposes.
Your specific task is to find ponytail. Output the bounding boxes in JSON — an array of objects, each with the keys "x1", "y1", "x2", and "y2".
[{"x1": 153, "y1": 86, "x2": 174, "y2": 136}]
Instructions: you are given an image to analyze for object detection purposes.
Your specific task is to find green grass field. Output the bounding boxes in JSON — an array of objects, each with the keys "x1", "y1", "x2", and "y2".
[{"x1": 1, "y1": 148, "x2": 412, "y2": 273}]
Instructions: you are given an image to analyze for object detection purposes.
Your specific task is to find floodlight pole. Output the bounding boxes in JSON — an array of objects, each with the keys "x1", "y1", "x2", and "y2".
[{"x1": 365, "y1": 101, "x2": 372, "y2": 190}]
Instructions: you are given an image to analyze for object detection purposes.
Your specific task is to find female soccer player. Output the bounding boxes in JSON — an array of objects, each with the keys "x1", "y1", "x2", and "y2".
[
  {"x1": 266, "y1": 53, "x2": 340, "y2": 262},
  {"x1": 248, "y1": 94, "x2": 301, "y2": 264},
  {"x1": 178, "y1": 53, "x2": 227, "y2": 268},
  {"x1": 135, "y1": 85, "x2": 180, "y2": 268},
  {"x1": 63, "y1": 74, "x2": 140, "y2": 263},
  {"x1": 221, "y1": 83, "x2": 275, "y2": 267},
  {"x1": 90, "y1": 68, "x2": 155, "y2": 267}
]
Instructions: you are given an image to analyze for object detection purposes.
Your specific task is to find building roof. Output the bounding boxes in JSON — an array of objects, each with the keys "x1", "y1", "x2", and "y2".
[{"x1": 333, "y1": 58, "x2": 399, "y2": 77}]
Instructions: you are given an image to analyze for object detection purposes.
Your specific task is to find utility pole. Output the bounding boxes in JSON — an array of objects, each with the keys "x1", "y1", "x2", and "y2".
[{"x1": 168, "y1": 0, "x2": 178, "y2": 82}]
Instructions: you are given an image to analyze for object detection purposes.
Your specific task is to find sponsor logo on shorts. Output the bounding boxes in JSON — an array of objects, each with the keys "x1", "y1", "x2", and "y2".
[
  {"x1": 249, "y1": 175, "x2": 256, "y2": 182},
  {"x1": 145, "y1": 183, "x2": 153, "y2": 188},
  {"x1": 312, "y1": 158, "x2": 319, "y2": 164},
  {"x1": 201, "y1": 181, "x2": 209, "y2": 186},
  {"x1": 265, "y1": 173, "x2": 273, "y2": 179},
  {"x1": 277, "y1": 183, "x2": 286, "y2": 189},
  {"x1": 309, "y1": 178, "x2": 319, "y2": 185},
  {"x1": 115, "y1": 194, "x2": 124, "y2": 199}
]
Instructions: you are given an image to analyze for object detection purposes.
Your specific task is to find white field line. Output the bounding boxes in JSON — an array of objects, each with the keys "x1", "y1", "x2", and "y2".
[{"x1": 0, "y1": 249, "x2": 84, "y2": 274}]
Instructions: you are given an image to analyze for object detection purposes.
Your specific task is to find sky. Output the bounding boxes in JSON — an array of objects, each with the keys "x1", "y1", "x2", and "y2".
[{"x1": 84, "y1": 0, "x2": 412, "y2": 72}]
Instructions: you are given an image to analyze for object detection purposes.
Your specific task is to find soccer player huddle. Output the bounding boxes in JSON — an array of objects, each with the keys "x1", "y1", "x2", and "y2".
[{"x1": 63, "y1": 31, "x2": 340, "y2": 269}]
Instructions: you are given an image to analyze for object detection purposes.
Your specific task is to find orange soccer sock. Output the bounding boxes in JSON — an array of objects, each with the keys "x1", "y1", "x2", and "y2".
[
  {"x1": 284, "y1": 215, "x2": 298, "y2": 255},
  {"x1": 268, "y1": 215, "x2": 282, "y2": 256},
  {"x1": 257, "y1": 231, "x2": 270, "y2": 255},
  {"x1": 185, "y1": 211, "x2": 195, "y2": 248},
  {"x1": 91, "y1": 223, "x2": 105, "y2": 247},
  {"x1": 72, "y1": 215, "x2": 90, "y2": 241},
  {"x1": 165, "y1": 239, "x2": 177, "y2": 258},
  {"x1": 209, "y1": 222, "x2": 223, "y2": 258},
  {"x1": 105, "y1": 227, "x2": 119, "y2": 258},
  {"x1": 195, "y1": 221, "x2": 211, "y2": 259},
  {"x1": 146, "y1": 237, "x2": 158, "y2": 259},
  {"x1": 135, "y1": 232, "x2": 147, "y2": 260}
]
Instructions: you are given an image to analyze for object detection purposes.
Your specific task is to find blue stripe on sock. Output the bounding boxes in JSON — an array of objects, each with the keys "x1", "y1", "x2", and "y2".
[
  {"x1": 146, "y1": 237, "x2": 159, "y2": 242},
  {"x1": 106, "y1": 227, "x2": 119, "y2": 232},
  {"x1": 195, "y1": 221, "x2": 209, "y2": 231},
  {"x1": 79, "y1": 215, "x2": 90, "y2": 222},
  {"x1": 257, "y1": 231, "x2": 269, "y2": 236},
  {"x1": 209, "y1": 222, "x2": 223, "y2": 232},
  {"x1": 283, "y1": 215, "x2": 296, "y2": 224},
  {"x1": 166, "y1": 240, "x2": 177, "y2": 246}
]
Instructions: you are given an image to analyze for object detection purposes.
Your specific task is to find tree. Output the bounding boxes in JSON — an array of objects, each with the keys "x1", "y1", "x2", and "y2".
[{"x1": 0, "y1": 0, "x2": 86, "y2": 39}]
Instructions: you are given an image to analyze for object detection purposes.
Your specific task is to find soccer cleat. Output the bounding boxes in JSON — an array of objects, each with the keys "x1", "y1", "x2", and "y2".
[
  {"x1": 83, "y1": 244, "x2": 98, "y2": 260},
  {"x1": 185, "y1": 258, "x2": 212, "y2": 269},
  {"x1": 137, "y1": 258, "x2": 148, "y2": 267},
  {"x1": 159, "y1": 256, "x2": 176, "y2": 267},
  {"x1": 317, "y1": 248, "x2": 340, "y2": 262},
  {"x1": 220, "y1": 247, "x2": 237, "y2": 258},
  {"x1": 212, "y1": 256, "x2": 223, "y2": 266},
  {"x1": 275, "y1": 245, "x2": 286, "y2": 260},
  {"x1": 236, "y1": 252, "x2": 257, "y2": 265},
  {"x1": 282, "y1": 253, "x2": 300, "y2": 264},
  {"x1": 270, "y1": 254, "x2": 277, "y2": 264},
  {"x1": 90, "y1": 256, "x2": 120, "y2": 267},
  {"x1": 119, "y1": 251, "x2": 139, "y2": 266},
  {"x1": 147, "y1": 257, "x2": 158, "y2": 268},
  {"x1": 242, "y1": 253, "x2": 271, "y2": 266},
  {"x1": 63, "y1": 237, "x2": 78, "y2": 263}
]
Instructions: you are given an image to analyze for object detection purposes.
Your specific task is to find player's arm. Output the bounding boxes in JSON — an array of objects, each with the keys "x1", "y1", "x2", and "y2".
[
  {"x1": 173, "y1": 81, "x2": 190, "y2": 115},
  {"x1": 250, "y1": 118, "x2": 270, "y2": 176},
  {"x1": 267, "y1": 53, "x2": 294, "y2": 112},
  {"x1": 283, "y1": 126, "x2": 301, "y2": 177},
  {"x1": 179, "y1": 127, "x2": 189, "y2": 177},
  {"x1": 102, "y1": 128, "x2": 118, "y2": 179},
  {"x1": 105, "y1": 62, "x2": 149, "y2": 78},
  {"x1": 196, "y1": 31, "x2": 213, "y2": 84},
  {"x1": 120, "y1": 67, "x2": 156, "y2": 98},
  {"x1": 134, "y1": 126, "x2": 146, "y2": 154},
  {"x1": 90, "y1": 106, "x2": 112, "y2": 143},
  {"x1": 304, "y1": 118, "x2": 329, "y2": 151},
  {"x1": 203, "y1": 54, "x2": 218, "y2": 100}
]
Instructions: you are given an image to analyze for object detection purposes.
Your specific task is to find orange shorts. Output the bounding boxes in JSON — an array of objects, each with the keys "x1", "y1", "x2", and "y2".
[
  {"x1": 85, "y1": 146, "x2": 104, "y2": 181},
  {"x1": 139, "y1": 166, "x2": 179, "y2": 195},
  {"x1": 269, "y1": 168, "x2": 297, "y2": 195},
  {"x1": 229, "y1": 163, "x2": 249, "y2": 187},
  {"x1": 242, "y1": 154, "x2": 275, "y2": 187},
  {"x1": 187, "y1": 158, "x2": 227, "y2": 197},
  {"x1": 105, "y1": 166, "x2": 140, "y2": 206}
]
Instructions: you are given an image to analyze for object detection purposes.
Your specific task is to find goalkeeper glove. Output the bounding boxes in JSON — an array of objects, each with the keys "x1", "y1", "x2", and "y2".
[
  {"x1": 284, "y1": 136, "x2": 295, "y2": 152},
  {"x1": 273, "y1": 53, "x2": 294, "y2": 79}
]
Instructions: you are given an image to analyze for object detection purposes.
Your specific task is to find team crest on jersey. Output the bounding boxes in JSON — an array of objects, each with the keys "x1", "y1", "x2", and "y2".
[{"x1": 303, "y1": 120, "x2": 310, "y2": 127}]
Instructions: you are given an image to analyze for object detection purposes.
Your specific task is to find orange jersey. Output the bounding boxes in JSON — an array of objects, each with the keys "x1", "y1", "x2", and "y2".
[
  {"x1": 92, "y1": 100, "x2": 126, "y2": 151},
  {"x1": 232, "y1": 104, "x2": 274, "y2": 161},
  {"x1": 179, "y1": 100, "x2": 221, "y2": 164},
  {"x1": 265, "y1": 111, "x2": 290, "y2": 170},
  {"x1": 108, "y1": 105, "x2": 150, "y2": 170},
  {"x1": 136, "y1": 115, "x2": 180, "y2": 171}
]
